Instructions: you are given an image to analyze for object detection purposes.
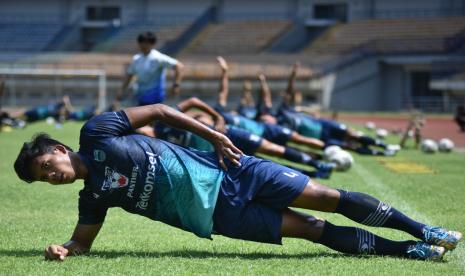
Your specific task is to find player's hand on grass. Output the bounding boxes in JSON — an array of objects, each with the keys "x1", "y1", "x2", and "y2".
[
  {"x1": 44, "y1": 244, "x2": 68, "y2": 261},
  {"x1": 212, "y1": 132, "x2": 242, "y2": 170}
]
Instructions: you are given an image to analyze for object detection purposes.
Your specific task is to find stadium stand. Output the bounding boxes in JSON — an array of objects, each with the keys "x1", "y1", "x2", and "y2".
[
  {"x1": 304, "y1": 17, "x2": 465, "y2": 55},
  {"x1": 0, "y1": 23, "x2": 64, "y2": 52},
  {"x1": 93, "y1": 23, "x2": 190, "y2": 54},
  {"x1": 182, "y1": 20, "x2": 292, "y2": 55}
]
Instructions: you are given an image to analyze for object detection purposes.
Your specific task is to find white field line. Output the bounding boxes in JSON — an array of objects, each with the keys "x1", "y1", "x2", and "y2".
[
  {"x1": 353, "y1": 163, "x2": 465, "y2": 269},
  {"x1": 352, "y1": 163, "x2": 431, "y2": 224}
]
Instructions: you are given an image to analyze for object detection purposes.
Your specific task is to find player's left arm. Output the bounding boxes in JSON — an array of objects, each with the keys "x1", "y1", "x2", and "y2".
[
  {"x1": 124, "y1": 104, "x2": 242, "y2": 169},
  {"x1": 170, "y1": 62, "x2": 184, "y2": 97},
  {"x1": 177, "y1": 97, "x2": 226, "y2": 133}
]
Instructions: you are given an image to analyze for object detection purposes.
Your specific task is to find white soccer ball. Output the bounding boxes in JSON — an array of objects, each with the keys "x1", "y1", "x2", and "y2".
[
  {"x1": 329, "y1": 150, "x2": 354, "y2": 172},
  {"x1": 420, "y1": 139, "x2": 438, "y2": 153},
  {"x1": 324, "y1": 145, "x2": 342, "y2": 160},
  {"x1": 438, "y1": 138, "x2": 454, "y2": 153},
  {"x1": 365, "y1": 121, "x2": 376, "y2": 130},
  {"x1": 376, "y1": 128, "x2": 388, "y2": 139},
  {"x1": 45, "y1": 117, "x2": 55, "y2": 125}
]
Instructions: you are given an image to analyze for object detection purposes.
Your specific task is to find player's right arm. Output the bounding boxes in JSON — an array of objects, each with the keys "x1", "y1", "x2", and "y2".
[
  {"x1": 44, "y1": 223, "x2": 103, "y2": 261},
  {"x1": 177, "y1": 97, "x2": 226, "y2": 133},
  {"x1": 116, "y1": 74, "x2": 134, "y2": 101},
  {"x1": 258, "y1": 74, "x2": 273, "y2": 110},
  {"x1": 284, "y1": 62, "x2": 299, "y2": 106},
  {"x1": 124, "y1": 104, "x2": 242, "y2": 169}
]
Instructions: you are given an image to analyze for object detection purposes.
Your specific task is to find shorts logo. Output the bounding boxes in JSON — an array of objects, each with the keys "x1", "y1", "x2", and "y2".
[
  {"x1": 282, "y1": 128, "x2": 292, "y2": 135},
  {"x1": 102, "y1": 167, "x2": 129, "y2": 191},
  {"x1": 249, "y1": 134, "x2": 261, "y2": 142},
  {"x1": 283, "y1": 172, "x2": 299, "y2": 178},
  {"x1": 93, "y1": 150, "x2": 106, "y2": 162}
]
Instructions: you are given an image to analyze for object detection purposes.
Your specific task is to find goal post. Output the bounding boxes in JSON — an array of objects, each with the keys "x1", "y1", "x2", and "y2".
[{"x1": 0, "y1": 67, "x2": 107, "y2": 111}]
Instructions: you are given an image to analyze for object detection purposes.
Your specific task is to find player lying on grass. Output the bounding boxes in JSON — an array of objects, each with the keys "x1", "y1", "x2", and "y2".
[
  {"x1": 257, "y1": 62, "x2": 400, "y2": 156},
  {"x1": 61, "y1": 95, "x2": 120, "y2": 122},
  {"x1": 1, "y1": 95, "x2": 69, "y2": 129},
  {"x1": 214, "y1": 57, "x2": 325, "y2": 150},
  {"x1": 153, "y1": 96, "x2": 334, "y2": 178},
  {"x1": 14, "y1": 103, "x2": 462, "y2": 262}
]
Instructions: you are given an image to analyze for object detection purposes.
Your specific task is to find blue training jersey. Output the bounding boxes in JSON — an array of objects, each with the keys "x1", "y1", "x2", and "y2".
[
  {"x1": 77, "y1": 111, "x2": 224, "y2": 238},
  {"x1": 155, "y1": 122, "x2": 215, "y2": 152},
  {"x1": 221, "y1": 113, "x2": 265, "y2": 137},
  {"x1": 277, "y1": 107, "x2": 322, "y2": 139},
  {"x1": 155, "y1": 123, "x2": 263, "y2": 156}
]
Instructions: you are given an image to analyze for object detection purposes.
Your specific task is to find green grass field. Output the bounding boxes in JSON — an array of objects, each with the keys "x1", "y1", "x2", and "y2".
[{"x1": 1, "y1": 122, "x2": 464, "y2": 275}]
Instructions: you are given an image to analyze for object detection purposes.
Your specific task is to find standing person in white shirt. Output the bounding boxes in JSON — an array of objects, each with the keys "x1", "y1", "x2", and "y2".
[{"x1": 117, "y1": 32, "x2": 184, "y2": 106}]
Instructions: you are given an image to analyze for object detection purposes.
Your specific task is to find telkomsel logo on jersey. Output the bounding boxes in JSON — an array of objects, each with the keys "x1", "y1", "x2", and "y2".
[
  {"x1": 135, "y1": 151, "x2": 157, "y2": 210},
  {"x1": 101, "y1": 167, "x2": 129, "y2": 191}
]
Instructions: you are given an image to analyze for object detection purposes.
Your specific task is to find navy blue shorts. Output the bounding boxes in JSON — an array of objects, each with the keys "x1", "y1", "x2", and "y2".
[
  {"x1": 213, "y1": 156, "x2": 310, "y2": 244},
  {"x1": 226, "y1": 126, "x2": 262, "y2": 155},
  {"x1": 320, "y1": 119, "x2": 347, "y2": 143},
  {"x1": 263, "y1": 124, "x2": 292, "y2": 145}
]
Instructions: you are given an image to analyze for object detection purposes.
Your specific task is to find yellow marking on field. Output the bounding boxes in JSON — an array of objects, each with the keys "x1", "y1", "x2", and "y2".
[{"x1": 377, "y1": 158, "x2": 434, "y2": 174}]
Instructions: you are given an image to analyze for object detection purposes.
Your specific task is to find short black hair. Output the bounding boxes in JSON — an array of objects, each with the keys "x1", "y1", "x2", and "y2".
[
  {"x1": 14, "y1": 133, "x2": 73, "y2": 183},
  {"x1": 137, "y1": 31, "x2": 157, "y2": 44}
]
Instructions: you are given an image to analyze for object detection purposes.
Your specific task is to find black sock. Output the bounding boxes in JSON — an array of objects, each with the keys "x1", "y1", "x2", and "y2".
[
  {"x1": 317, "y1": 221, "x2": 416, "y2": 257},
  {"x1": 355, "y1": 147, "x2": 384, "y2": 156},
  {"x1": 283, "y1": 147, "x2": 320, "y2": 168},
  {"x1": 359, "y1": 136, "x2": 387, "y2": 149},
  {"x1": 335, "y1": 190, "x2": 426, "y2": 239}
]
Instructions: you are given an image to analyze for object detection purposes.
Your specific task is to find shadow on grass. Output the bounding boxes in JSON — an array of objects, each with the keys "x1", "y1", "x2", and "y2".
[{"x1": 0, "y1": 248, "x2": 370, "y2": 260}]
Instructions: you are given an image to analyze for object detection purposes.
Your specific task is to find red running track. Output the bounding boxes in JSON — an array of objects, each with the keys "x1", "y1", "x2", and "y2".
[{"x1": 339, "y1": 115, "x2": 465, "y2": 147}]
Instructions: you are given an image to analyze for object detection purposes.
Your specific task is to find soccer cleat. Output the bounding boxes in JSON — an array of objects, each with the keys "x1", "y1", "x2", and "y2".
[
  {"x1": 406, "y1": 242, "x2": 445, "y2": 261},
  {"x1": 315, "y1": 163, "x2": 334, "y2": 179},
  {"x1": 422, "y1": 226, "x2": 462, "y2": 251}
]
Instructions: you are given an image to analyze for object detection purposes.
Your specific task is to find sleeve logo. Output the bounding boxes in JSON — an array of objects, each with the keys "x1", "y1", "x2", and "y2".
[{"x1": 93, "y1": 149, "x2": 106, "y2": 162}]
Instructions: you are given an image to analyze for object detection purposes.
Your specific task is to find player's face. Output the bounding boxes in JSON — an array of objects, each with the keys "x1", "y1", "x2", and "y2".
[
  {"x1": 138, "y1": 41, "x2": 153, "y2": 54},
  {"x1": 29, "y1": 146, "x2": 76, "y2": 185}
]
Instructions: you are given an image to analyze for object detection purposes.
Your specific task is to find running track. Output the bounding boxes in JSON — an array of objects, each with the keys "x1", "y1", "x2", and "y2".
[{"x1": 339, "y1": 115, "x2": 465, "y2": 147}]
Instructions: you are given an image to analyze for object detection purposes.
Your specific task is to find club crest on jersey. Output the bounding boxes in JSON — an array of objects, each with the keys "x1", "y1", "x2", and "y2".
[
  {"x1": 93, "y1": 149, "x2": 106, "y2": 162},
  {"x1": 102, "y1": 167, "x2": 128, "y2": 191}
]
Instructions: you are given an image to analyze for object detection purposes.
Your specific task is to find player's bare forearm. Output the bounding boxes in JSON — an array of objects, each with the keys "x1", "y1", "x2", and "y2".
[
  {"x1": 177, "y1": 97, "x2": 226, "y2": 132},
  {"x1": 125, "y1": 104, "x2": 215, "y2": 139},
  {"x1": 44, "y1": 223, "x2": 102, "y2": 261},
  {"x1": 170, "y1": 63, "x2": 184, "y2": 96},
  {"x1": 258, "y1": 74, "x2": 273, "y2": 109},
  {"x1": 173, "y1": 62, "x2": 183, "y2": 85},
  {"x1": 178, "y1": 97, "x2": 221, "y2": 121},
  {"x1": 117, "y1": 75, "x2": 133, "y2": 100},
  {"x1": 124, "y1": 104, "x2": 242, "y2": 168},
  {"x1": 286, "y1": 62, "x2": 299, "y2": 95},
  {"x1": 284, "y1": 62, "x2": 299, "y2": 106},
  {"x1": 216, "y1": 57, "x2": 229, "y2": 107}
]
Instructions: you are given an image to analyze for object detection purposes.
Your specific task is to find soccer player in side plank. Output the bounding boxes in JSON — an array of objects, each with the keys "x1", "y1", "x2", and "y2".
[{"x1": 14, "y1": 104, "x2": 461, "y2": 261}]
